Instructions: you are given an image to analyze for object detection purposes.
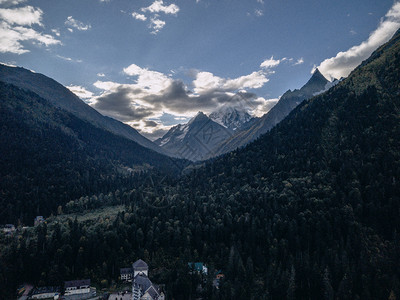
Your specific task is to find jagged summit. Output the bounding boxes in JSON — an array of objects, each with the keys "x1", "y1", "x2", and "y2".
[
  {"x1": 301, "y1": 68, "x2": 329, "y2": 94},
  {"x1": 155, "y1": 111, "x2": 232, "y2": 161}
]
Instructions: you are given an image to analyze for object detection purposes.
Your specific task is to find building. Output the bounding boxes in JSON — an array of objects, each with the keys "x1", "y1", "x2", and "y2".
[
  {"x1": 120, "y1": 267, "x2": 134, "y2": 282},
  {"x1": 34, "y1": 216, "x2": 45, "y2": 227},
  {"x1": 64, "y1": 279, "x2": 94, "y2": 299},
  {"x1": 30, "y1": 286, "x2": 60, "y2": 299},
  {"x1": 133, "y1": 259, "x2": 148, "y2": 277},
  {"x1": 129, "y1": 259, "x2": 164, "y2": 300},
  {"x1": 121, "y1": 259, "x2": 149, "y2": 282},
  {"x1": 188, "y1": 262, "x2": 208, "y2": 275}
]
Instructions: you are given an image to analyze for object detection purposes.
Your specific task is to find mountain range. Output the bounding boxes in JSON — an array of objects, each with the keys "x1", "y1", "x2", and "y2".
[
  {"x1": 215, "y1": 68, "x2": 334, "y2": 155},
  {"x1": 1, "y1": 28, "x2": 400, "y2": 300},
  {"x1": 156, "y1": 68, "x2": 335, "y2": 161}
]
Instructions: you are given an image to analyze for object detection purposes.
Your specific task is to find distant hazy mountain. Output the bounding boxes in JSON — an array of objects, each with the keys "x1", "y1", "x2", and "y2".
[
  {"x1": 209, "y1": 106, "x2": 253, "y2": 130},
  {"x1": 155, "y1": 112, "x2": 233, "y2": 161},
  {"x1": 0, "y1": 64, "x2": 166, "y2": 155},
  {"x1": 216, "y1": 69, "x2": 333, "y2": 155}
]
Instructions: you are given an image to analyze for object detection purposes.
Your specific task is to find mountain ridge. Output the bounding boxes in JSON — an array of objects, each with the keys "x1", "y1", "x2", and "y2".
[
  {"x1": 215, "y1": 68, "x2": 331, "y2": 155},
  {"x1": 0, "y1": 64, "x2": 166, "y2": 155}
]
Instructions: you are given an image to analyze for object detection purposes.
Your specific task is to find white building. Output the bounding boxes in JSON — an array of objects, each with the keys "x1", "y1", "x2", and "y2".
[
  {"x1": 133, "y1": 259, "x2": 148, "y2": 277},
  {"x1": 64, "y1": 279, "x2": 91, "y2": 296},
  {"x1": 30, "y1": 286, "x2": 60, "y2": 299},
  {"x1": 130, "y1": 259, "x2": 164, "y2": 300},
  {"x1": 121, "y1": 267, "x2": 134, "y2": 282}
]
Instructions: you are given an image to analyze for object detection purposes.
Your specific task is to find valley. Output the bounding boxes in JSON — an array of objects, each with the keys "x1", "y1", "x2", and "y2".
[{"x1": 0, "y1": 2, "x2": 399, "y2": 299}]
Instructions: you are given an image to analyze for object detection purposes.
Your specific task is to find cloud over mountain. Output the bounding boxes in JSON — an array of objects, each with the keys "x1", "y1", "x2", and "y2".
[
  {"x1": 318, "y1": 1, "x2": 400, "y2": 79},
  {"x1": 91, "y1": 62, "x2": 276, "y2": 136}
]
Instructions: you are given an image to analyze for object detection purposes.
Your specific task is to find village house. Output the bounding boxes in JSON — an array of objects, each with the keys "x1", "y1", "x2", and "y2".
[
  {"x1": 120, "y1": 267, "x2": 134, "y2": 282},
  {"x1": 64, "y1": 279, "x2": 95, "y2": 299},
  {"x1": 120, "y1": 259, "x2": 164, "y2": 300},
  {"x1": 30, "y1": 286, "x2": 60, "y2": 299},
  {"x1": 120, "y1": 259, "x2": 149, "y2": 282}
]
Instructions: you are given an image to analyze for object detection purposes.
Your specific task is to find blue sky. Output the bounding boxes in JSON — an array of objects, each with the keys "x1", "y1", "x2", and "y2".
[{"x1": 1, "y1": 0, "x2": 399, "y2": 139}]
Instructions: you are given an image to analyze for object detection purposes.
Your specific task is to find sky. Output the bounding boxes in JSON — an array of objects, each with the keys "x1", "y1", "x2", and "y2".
[{"x1": 1, "y1": 0, "x2": 400, "y2": 139}]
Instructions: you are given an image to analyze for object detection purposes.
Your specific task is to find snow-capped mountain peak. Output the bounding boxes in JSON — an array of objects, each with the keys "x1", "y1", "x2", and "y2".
[{"x1": 209, "y1": 106, "x2": 252, "y2": 130}]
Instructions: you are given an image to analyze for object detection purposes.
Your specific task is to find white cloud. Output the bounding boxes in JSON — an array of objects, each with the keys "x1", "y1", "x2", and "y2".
[
  {"x1": 67, "y1": 85, "x2": 94, "y2": 99},
  {"x1": 141, "y1": 0, "x2": 179, "y2": 15},
  {"x1": 0, "y1": 6, "x2": 43, "y2": 26},
  {"x1": 260, "y1": 56, "x2": 281, "y2": 69},
  {"x1": 123, "y1": 63, "x2": 173, "y2": 92},
  {"x1": 255, "y1": 9, "x2": 263, "y2": 17},
  {"x1": 90, "y1": 63, "x2": 273, "y2": 134},
  {"x1": 310, "y1": 64, "x2": 317, "y2": 74},
  {"x1": 97, "y1": 73, "x2": 105, "y2": 77},
  {"x1": 293, "y1": 57, "x2": 304, "y2": 66},
  {"x1": 131, "y1": 1, "x2": 179, "y2": 34},
  {"x1": 132, "y1": 11, "x2": 147, "y2": 21},
  {"x1": 223, "y1": 71, "x2": 269, "y2": 90},
  {"x1": 65, "y1": 16, "x2": 91, "y2": 31},
  {"x1": 192, "y1": 72, "x2": 223, "y2": 94},
  {"x1": 318, "y1": 1, "x2": 400, "y2": 80},
  {"x1": 149, "y1": 16, "x2": 166, "y2": 34},
  {"x1": 257, "y1": 0, "x2": 264, "y2": 4},
  {"x1": 251, "y1": 97, "x2": 279, "y2": 117},
  {"x1": 93, "y1": 80, "x2": 121, "y2": 91},
  {"x1": 192, "y1": 70, "x2": 269, "y2": 95},
  {"x1": 0, "y1": 3, "x2": 60, "y2": 54},
  {"x1": 0, "y1": 21, "x2": 60, "y2": 54},
  {"x1": 0, "y1": 0, "x2": 27, "y2": 7},
  {"x1": 51, "y1": 28, "x2": 60, "y2": 36},
  {"x1": 56, "y1": 55, "x2": 82, "y2": 63}
]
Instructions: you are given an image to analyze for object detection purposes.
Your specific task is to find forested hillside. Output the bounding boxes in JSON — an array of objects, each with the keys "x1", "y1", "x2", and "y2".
[
  {"x1": 1, "y1": 29, "x2": 399, "y2": 300},
  {"x1": 0, "y1": 82, "x2": 184, "y2": 224},
  {"x1": 0, "y1": 64, "x2": 166, "y2": 155}
]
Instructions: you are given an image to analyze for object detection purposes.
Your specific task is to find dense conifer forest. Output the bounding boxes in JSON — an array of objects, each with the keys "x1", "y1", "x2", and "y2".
[
  {"x1": 0, "y1": 30, "x2": 399, "y2": 300},
  {"x1": 0, "y1": 83, "x2": 184, "y2": 224}
]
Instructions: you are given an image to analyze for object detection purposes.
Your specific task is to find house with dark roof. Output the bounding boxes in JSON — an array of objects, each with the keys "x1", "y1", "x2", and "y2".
[
  {"x1": 128, "y1": 259, "x2": 164, "y2": 300},
  {"x1": 120, "y1": 267, "x2": 134, "y2": 282},
  {"x1": 120, "y1": 259, "x2": 149, "y2": 282},
  {"x1": 30, "y1": 286, "x2": 60, "y2": 299},
  {"x1": 64, "y1": 279, "x2": 94, "y2": 299},
  {"x1": 132, "y1": 259, "x2": 148, "y2": 277}
]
